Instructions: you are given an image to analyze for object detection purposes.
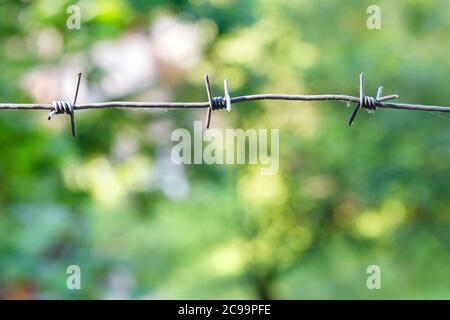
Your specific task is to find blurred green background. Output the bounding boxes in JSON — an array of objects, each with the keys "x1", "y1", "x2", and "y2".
[{"x1": 0, "y1": 0, "x2": 449, "y2": 299}]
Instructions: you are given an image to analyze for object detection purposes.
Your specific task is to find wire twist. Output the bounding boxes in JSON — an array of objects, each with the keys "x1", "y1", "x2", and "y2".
[
  {"x1": 211, "y1": 96, "x2": 227, "y2": 110},
  {"x1": 49, "y1": 100, "x2": 74, "y2": 117}
]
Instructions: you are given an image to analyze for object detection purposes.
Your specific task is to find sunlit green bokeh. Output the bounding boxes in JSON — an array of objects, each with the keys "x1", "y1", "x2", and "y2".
[{"x1": 0, "y1": 0, "x2": 449, "y2": 299}]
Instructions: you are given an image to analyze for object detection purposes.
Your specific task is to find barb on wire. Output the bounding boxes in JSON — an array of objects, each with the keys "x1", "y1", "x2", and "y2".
[
  {"x1": 0, "y1": 72, "x2": 448, "y2": 137},
  {"x1": 204, "y1": 74, "x2": 231, "y2": 129},
  {"x1": 348, "y1": 73, "x2": 399, "y2": 126},
  {"x1": 47, "y1": 73, "x2": 82, "y2": 137}
]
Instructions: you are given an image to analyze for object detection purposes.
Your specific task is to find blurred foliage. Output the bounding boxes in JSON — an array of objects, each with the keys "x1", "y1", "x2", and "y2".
[{"x1": 0, "y1": 0, "x2": 449, "y2": 299}]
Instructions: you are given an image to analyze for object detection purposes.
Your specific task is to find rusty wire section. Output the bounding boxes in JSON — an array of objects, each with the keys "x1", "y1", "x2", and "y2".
[{"x1": 0, "y1": 72, "x2": 448, "y2": 137}]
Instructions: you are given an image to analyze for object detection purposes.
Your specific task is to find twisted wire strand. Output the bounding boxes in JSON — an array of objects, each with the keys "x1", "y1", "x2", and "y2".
[
  {"x1": 0, "y1": 95, "x2": 448, "y2": 112},
  {"x1": 0, "y1": 72, "x2": 448, "y2": 136}
]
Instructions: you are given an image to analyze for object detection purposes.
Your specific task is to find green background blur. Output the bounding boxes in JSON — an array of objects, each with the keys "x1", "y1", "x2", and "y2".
[{"x1": 0, "y1": 0, "x2": 449, "y2": 299}]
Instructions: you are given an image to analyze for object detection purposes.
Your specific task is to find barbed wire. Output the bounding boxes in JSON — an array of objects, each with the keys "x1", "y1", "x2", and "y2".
[{"x1": 0, "y1": 72, "x2": 448, "y2": 137}]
